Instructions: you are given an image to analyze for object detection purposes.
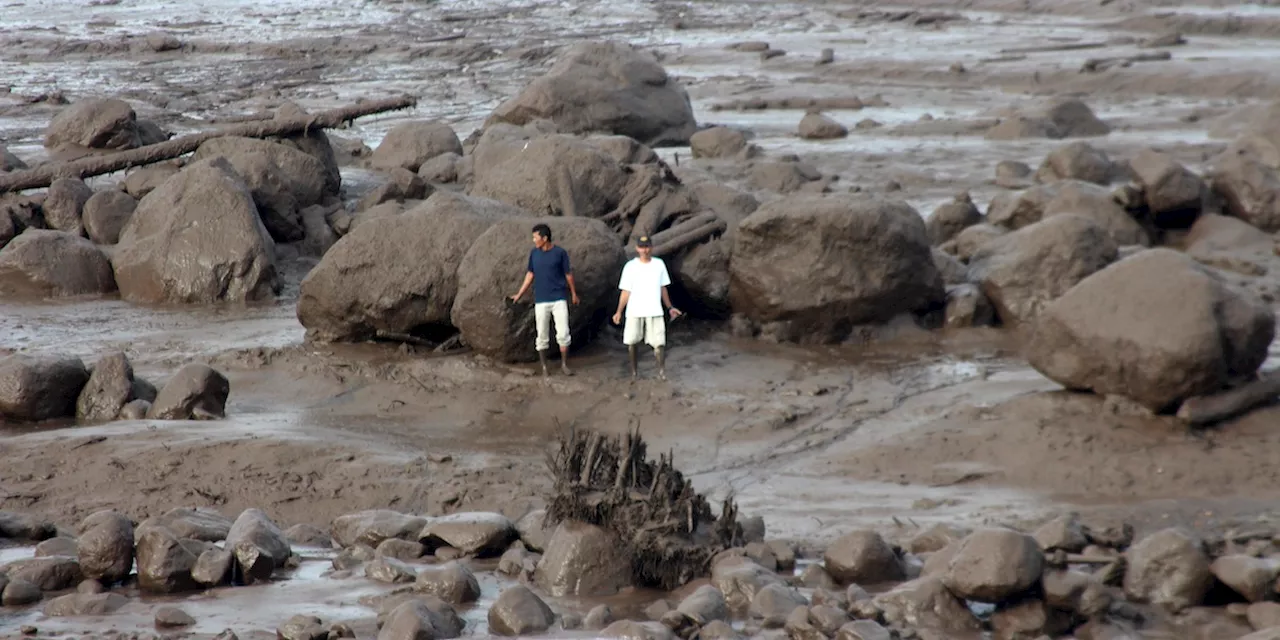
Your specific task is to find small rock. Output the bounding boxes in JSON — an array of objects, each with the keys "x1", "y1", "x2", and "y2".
[
  {"x1": 488, "y1": 585, "x2": 555, "y2": 636},
  {"x1": 147, "y1": 363, "x2": 230, "y2": 420},
  {"x1": 278, "y1": 614, "x2": 327, "y2": 640},
  {"x1": 155, "y1": 606, "x2": 195, "y2": 628},
  {"x1": 1033, "y1": 513, "x2": 1089, "y2": 553},
  {"x1": 585, "y1": 604, "x2": 614, "y2": 630},
  {"x1": 823, "y1": 530, "x2": 905, "y2": 585},
  {"x1": 414, "y1": 561, "x2": 480, "y2": 604},
  {"x1": 1210, "y1": 554, "x2": 1279, "y2": 603},
  {"x1": 1123, "y1": 528, "x2": 1212, "y2": 612},
  {"x1": 799, "y1": 113, "x2": 848, "y2": 140},
  {"x1": 366, "y1": 556, "x2": 418, "y2": 584},
  {"x1": 377, "y1": 538, "x2": 425, "y2": 561},
  {"x1": 942, "y1": 528, "x2": 1044, "y2": 603},
  {"x1": 749, "y1": 583, "x2": 807, "y2": 628}
]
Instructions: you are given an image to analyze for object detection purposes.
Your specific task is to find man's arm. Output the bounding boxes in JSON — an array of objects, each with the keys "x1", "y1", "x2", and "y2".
[
  {"x1": 661, "y1": 286, "x2": 681, "y2": 318},
  {"x1": 563, "y1": 250, "x2": 580, "y2": 304},
  {"x1": 511, "y1": 271, "x2": 534, "y2": 301},
  {"x1": 613, "y1": 290, "x2": 631, "y2": 324}
]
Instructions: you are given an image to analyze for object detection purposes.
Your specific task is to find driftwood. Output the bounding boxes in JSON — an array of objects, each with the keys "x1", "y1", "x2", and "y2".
[
  {"x1": 1080, "y1": 51, "x2": 1172, "y2": 73},
  {"x1": 545, "y1": 426, "x2": 742, "y2": 590},
  {"x1": 0, "y1": 95, "x2": 418, "y2": 193},
  {"x1": 1176, "y1": 372, "x2": 1280, "y2": 426},
  {"x1": 1000, "y1": 41, "x2": 1108, "y2": 55},
  {"x1": 621, "y1": 212, "x2": 727, "y2": 260}
]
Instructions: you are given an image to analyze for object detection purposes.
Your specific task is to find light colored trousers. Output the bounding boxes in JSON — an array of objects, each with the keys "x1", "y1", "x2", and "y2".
[{"x1": 535, "y1": 300, "x2": 571, "y2": 351}]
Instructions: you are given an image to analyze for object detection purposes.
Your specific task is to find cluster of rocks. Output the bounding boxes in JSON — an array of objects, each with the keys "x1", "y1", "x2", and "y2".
[
  {"x1": 928, "y1": 134, "x2": 1279, "y2": 417},
  {"x1": 0, "y1": 352, "x2": 229, "y2": 422},
  {"x1": 0, "y1": 506, "x2": 293, "y2": 618}
]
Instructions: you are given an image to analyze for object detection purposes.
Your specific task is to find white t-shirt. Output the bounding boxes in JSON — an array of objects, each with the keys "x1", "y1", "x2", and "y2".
[{"x1": 619, "y1": 257, "x2": 671, "y2": 318}]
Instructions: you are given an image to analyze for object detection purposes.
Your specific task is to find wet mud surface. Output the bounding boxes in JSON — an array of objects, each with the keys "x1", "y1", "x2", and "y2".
[{"x1": 4, "y1": 0, "x2": 1280, "y2": 637}]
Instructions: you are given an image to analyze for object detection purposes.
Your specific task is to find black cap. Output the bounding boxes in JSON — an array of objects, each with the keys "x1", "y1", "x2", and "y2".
[{"x1": 636, "y1": 235, "x2": 652, "y2": 248}]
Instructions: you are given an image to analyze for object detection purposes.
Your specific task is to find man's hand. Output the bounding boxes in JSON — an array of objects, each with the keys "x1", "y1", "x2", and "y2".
[
  {"x1": 612, "y1": 311, "x2": 623, "y2": 325},
  {"x1": 572, "y1": 293, "x2": 581, "y2": 305},
  {"x1": 510, "y1": 292, "x2": 522, "y2": 303},
  {"x1": 669, "y1": 307, "x2": 683, "y2": 319}
]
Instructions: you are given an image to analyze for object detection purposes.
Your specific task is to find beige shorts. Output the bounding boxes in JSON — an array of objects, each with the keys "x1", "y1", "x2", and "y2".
[{"x1": 623, "y1": 315, "x2": 665, "y2": 348}]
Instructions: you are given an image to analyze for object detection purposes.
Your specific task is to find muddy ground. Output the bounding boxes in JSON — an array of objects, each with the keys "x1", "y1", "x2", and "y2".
[{"x1": 3, "y1": 0, "x2": 1280, "y2": 637}]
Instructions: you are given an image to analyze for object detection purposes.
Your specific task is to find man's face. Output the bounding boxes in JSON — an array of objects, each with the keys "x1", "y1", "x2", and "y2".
[
  {"x1": 532, "y1": 232, "x2": 547, "y2": 249},
  {"x1": 637, "y1": 245, "x2": 652, "y2": 259}
]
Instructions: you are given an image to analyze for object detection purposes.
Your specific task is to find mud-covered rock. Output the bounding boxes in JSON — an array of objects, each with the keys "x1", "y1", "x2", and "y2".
[
  {"x1": 488, "y1": 584, "x2": 556, "y2": 636},
  {"x1": 514, "y1": 509, "x2": 552, "y2": 553},
  {"x1": 371, "y1": 121, "x2": 463, "y2": 173},
  {"x1": 689, "y1": 181, "x2": 759, "y2": 227},
  {"x1": 1026, "y1": 248, "x2": 1275, "y2": 412},
  {"x1": 155, "y1": 606, "x2": 196, "y2": 628},
  {"x1": 192, "y1": 137, "x2": 332, "y2": 242},
  {"x1": 990, "y1": 598, "x2": 1073, "y2": 640},
  {"x1": 986, "y1": 183, "x2": 1062, "y2": 230},
  {"x1": 113, "y1": 157, "x2": 279, "y2": 304},
  {"x1": 967, "y1": 214, "x2": 1118, "y2": 326},
  {"x1": 298, "y1": 192, "x2": 527, "y2": 342},
  {"x1": 75, "y1": 510, "x2": 133, "y2": 584},
  {"x1": 0, "y1": 354, "x2": 90, "y2": 422},
  {"x1": 1036, "y1": 141, "x2": 1116, "y2": 185},
  {"x1": 941, "y1": 528, "x2": 1044, "y2": 604},
  {"x1": 469, "y1": 130, "x2": 627, "y2": 217},
  {"x1": 379, "y1": 599, "x2": 449, "y2": 640},
  {"x1": 712, "y1": 558, "x2": 783, "y2": 610},
  {"x1": 690, "y1": 127, "x2": 748, "y2": 159},
  {"x1": 730, "y1": 194, "x2": 943, "y2": 342},
  {"x1": 600, "y1": 620, "x2": 675, "y2": 640},
  {"x1": 749, "y1": 582, "x2": 807, "y2": 628},
  {"x1": 1041, "y1": 180, "x2": 1149, "y2": 246},
  {"x1": 0, "y1": 145, "x2": 27, "y2": 172},
  {"x1": 1209, "y1": 147, "x2": 1280, "y2": 232},
  {"x1": 947, "y1": 222, "x2": 1008, "y2": 261},
  {"x1": 224, "y1": 508, "x2": 291, "y2": 582},
  {"x1": 82, "y1": 189, "x2": 137, "y2": 245},
  {"x1": 799, "y1": 112, "x2": 848, "y2": 140},
  {"x1": 1041, "y1": 568, "x2": 1111, "y2": 617},
  {"x1": 2, "y1": 556, "x2": 82, "y2": 591},
  {"x1": 34, "y1": 537, "x2": 77, "y2": 557},
  {"x1": 1211, "y1": 555, "x2": 1279, "y2": 603},
  {"x1": 278, "y1": 614, "x2": 327, "y2": 640},
  {"x1": 414, "y1": 561, "x2": 480, "y2": 604},
  {"x1": 534, "y1": 521, "x2": 631, "y2": 597},
  {"x1": 746, "y1": 160, "x2": 824, "y2": 194},
  {"x1": 417, "y1": 512, "x2": 516, "y2": 557},
  {"x1": 148, "y1": 363, "x2": 230, "y2": 420},
  {"x1": 451, "y1": 216, "x2": 625, "y2": 362},
  {"x1": 137, "y1": 507, "x2": 232, "y2": 542},
  {"x1": 332, "y1": 510, "x2": 429, "y2": 548},
  {"x1": 356, "y1": 168, "x2": 430, "y2": 213},
  {"x1": 927, "y1": 192, "x2": 983, "y2": 246},
  {"x1": 669, "y1": 236, "x2": 731, "y2": 317},
  {"x1": 44, "y1": 98, "x2": 142, "y2": 151},
  {"x1": 42, "y1": 177, "x2": 92, "y2": 236},
  {"x1": 488, "y1": 40, "x2": 696, "y2": 146},
  {"x1": 1123, "y1": 527, "x2": 1212, "y2": 612},
  {"x1": 1129, "y1": 149, "x2": 1205, "y2": 227},
  {"x1": 1032, "y1": 513, "x2": 1089, "y2": 553},
  {"x1": 282, "y1": 523, "x2": 332, "y2": 549},
  {"x1": 985, "y1": 99, "x2": 1110, "y2": 141},
  {"x1": 836, "y1": 620, "x2": 892, "y2": 640},
  {"x1": 376, "y1": 538, "x2": 424, "y2": 561},
  {"x1": 823, "y1": 530, "x2": 904, "y2": 586},
  {"x1": 135, "y1": 526, "x2": 200, "y2": 593},
  {"x1": 944, "y1": 283, "x2": 995, "y2": 328},
  {"x1": 677, "y1": 584, "x2": 729, "y2": 623},
  {"x1": 1, "y1": 578, "x2": 41, "y2": 606},
  {"x1": 122, "y1": 163, "x2": 181, "y2": 200},
  {"x1": 191, "y1": 548, "x2": 233, "y2": 586},
  {"x1": 42, "y1": 592, "x2": 127, "y2": 617},
  {"x1": 873, "y1": 576, "x2": 981, "y2": 633},
  {"x1": 0, "y1": 229, "x2": 116, "y2": 297},
  {"x1": 1247, "y1": 602, "x2": 1280, "y2": 630},
  {"x1": 417, "y1": 152, "x2": 461, "y2": 184},
  {"x1": 366, "y1": 556, "x2": 418, "y2": 584},
  {"x1": 76, "y1": 352, "x2": 135, "y2": 421}
]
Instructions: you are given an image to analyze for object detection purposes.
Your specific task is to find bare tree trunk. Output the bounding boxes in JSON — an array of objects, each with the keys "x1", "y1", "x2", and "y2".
[{"x1": 0, "y1": 95, "x2": 417, "y2": 193}]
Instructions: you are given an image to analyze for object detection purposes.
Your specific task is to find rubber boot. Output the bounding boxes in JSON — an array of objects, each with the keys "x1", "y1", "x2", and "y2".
[
  {"x1": 655, "y1": 347, "x2": 667, "y2": 381},
  {"x1": 538, "y1": 350, "x2": 549, "y2": 378},
  {"x1": 628, "y1": 345, "x2": 638, "y2": 380},
  {"x1": 560, "y1": 349, "x2": 573, "y2": 376}
]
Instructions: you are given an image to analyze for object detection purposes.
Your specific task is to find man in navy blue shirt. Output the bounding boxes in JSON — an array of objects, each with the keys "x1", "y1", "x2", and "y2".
[{"x1": 511, "y1": 223, "x2": 580, "y2": 376}]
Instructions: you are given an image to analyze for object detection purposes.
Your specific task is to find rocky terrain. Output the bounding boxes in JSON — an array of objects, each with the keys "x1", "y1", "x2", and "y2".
[{"x1": 4, "y1": 0, "x2": 1280, "y2": 638}]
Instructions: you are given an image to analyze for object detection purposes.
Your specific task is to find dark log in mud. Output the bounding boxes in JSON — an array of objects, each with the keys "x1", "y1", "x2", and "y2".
[
  {"x1": 1176, "y1": 372, "x2": 1280, "y2": 426},
  {"x1": 0, "y1": 96, "x2": 418, "y2": 193},
  {"x1": 544, "y1": 426, "x2": 743, "y2": 590}
]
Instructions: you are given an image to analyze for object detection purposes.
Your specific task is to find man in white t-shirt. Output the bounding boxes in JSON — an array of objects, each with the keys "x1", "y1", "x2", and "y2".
[{"x1": 612, "y1": 235, "x2": 682, "y2": 380}]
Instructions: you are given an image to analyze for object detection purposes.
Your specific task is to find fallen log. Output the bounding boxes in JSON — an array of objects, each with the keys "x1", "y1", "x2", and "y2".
[
  {"x1": 1176, "y1": 372, "x2": 1280, "y2": 426},
  {"x1": 1000, "y1": 41, "x2": 1108, "y2": 55},
  {"x1": 1080, "y1": 51, "x2": 1172, "y2": 73},
  {"x1": 0, "y1": 95, "x2": 418, "y2": 194},
  {"x1": 623, "y1": 212, "x2": 725, "y2": 259}
]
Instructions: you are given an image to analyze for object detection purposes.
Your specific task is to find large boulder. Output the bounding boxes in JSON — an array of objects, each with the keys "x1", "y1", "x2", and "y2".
[
  {"x1": 270, "y1": 102, "x2": 343, "y2": 197},
  {"x1": 729, "y1": 195, "x2": 944, "y2": 342},
  {"x1": 136, "y1": 507, "x2": 232, "y2": 542},
  {"x1": 0, "y1": 229, "x2": 116, "y2": 297},
  {"x1": 76, "y1": 351, "x2": 135, "y2": 421},
  {"x1": 112, "y1": 157, "x2": 280, "y2": 304},
  {"x1": 417, "y1": 512, "x2": 517, "y2": 557},
  {"x1": 224, "y1": 508, "x2": 292, "y2": 582},
  {"x1": 690, "y1": 127, "x2": 749, "y2": 159},
  {"x1": 298, "y1": 192, "x2": 528, "y2": 342},
  {"x1": 76, "y1": 510, "x2": 134, "y2": 585},
  {"x1": 1041, "y1": 181, "x2": 1149, "y2": 246},
  {"x1": 331, "y1": 510, "x2": 429, "y2": 548},
  {"x1": 192, "y1": 137, "x2": 333, "y2": 243},
  {"x1": 488, "y1": 41, "x2": 696, "y2": 146},
  {"x1": 147, "y1": 363, "x2": 229, "y2": 420},
  {"x1": 873, "y1": 576, "x2": 981, "y2": 634},
  {"x1": 82, "y1": 189, "x2": 137, "y2": 245},
  {"x1": 669, "y1": 237, "x2": 731, "y2": 317},
  {"x1": 44, "y1": 98, "x2": 142, "y2": 151},
  {"x1": 0, "y1": 354, "x2": 89, "y2": 422},
  {"x1": 534, "y1": 521, "x2": 632, "y2": 597},
  {"x1": 371, "y1": 121, "x2": 463, "y2": 173},
  {"x1": 1208, "y1": 147, "x2": 1280, "y2": 232},
  {"x1": 941, "y1": 528, "x2": 1045, "y2": 604},
  {"x1": 135, "y1": 527, "x2": 200, "y2": 594},
  {"x1": 469, "y1": 130, "x2": 628, "y2": 218},
  {"x1": 488, "y1": 585, "x2": 556, "y2": 636},
  {"x1": 1123, "y1": 528, "x2": 1212, "y2": 612},
  {"x1": 822, "y1": 530, "x2": 905, "y2": 586},
  {"x1": 451, "y1": 217, "x2": 626, "y2": 362},
  {"x1": 1026, "y1": 248, "x2": 1275, "y2": 412},
  {"x1": 966, "y1": 214, "x2": 1118, "y2": 326}
]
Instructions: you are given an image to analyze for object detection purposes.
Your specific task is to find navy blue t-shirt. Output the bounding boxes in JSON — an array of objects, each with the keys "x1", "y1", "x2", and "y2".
[{"x1": 528, "y1": 245, "x2": 571, "y2": 303}]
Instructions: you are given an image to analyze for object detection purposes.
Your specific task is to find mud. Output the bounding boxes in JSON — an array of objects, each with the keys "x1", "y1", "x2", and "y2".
[{"x1": 4, "y1": 0, "x2": 1280, "y2": 637}]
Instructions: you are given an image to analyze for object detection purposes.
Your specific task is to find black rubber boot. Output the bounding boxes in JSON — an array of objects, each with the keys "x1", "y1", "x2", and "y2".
[
  {"x1": 628, "y1": 345, "x2": 638, "y2": 380},
  {"x1": 655, "y1": 347, "x2": 667, "y2": 381},
  {"x1": 538, "y1": 350, "x2": 549, "y2": 378},
  {"x1": 560, "y1": 349, "x2": 573, "y2": 376}
]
